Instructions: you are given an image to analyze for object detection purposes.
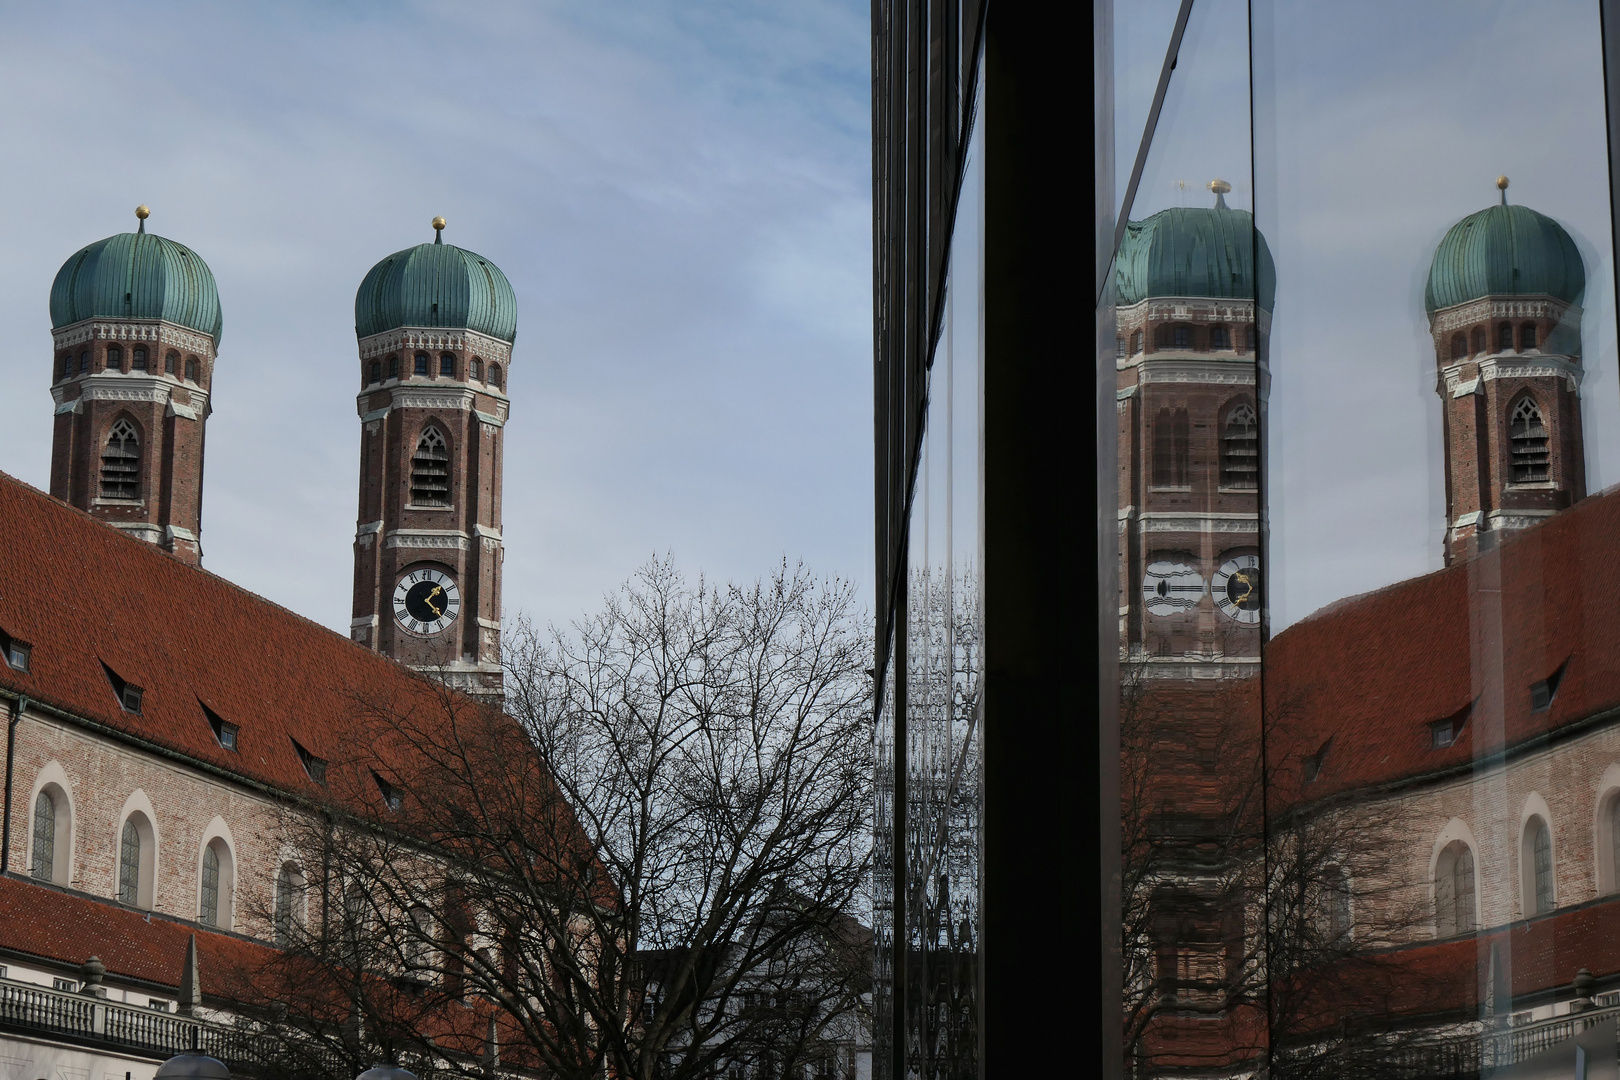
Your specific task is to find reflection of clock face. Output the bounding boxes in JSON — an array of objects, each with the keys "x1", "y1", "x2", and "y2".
[
  {"x1": 1142, "y1": 560, "x2": 1206, "y2": 616},
  {"x1": 393, "y1": 569, "x2": 460, "y2": 635},
  {"x1": 1212, "y1": 555, "x2": 1262, "y2": 624}
]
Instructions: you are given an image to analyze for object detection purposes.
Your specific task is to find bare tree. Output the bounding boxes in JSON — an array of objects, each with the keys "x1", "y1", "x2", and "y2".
[{"x1": 236, "y1": 557, "x2": 872, "y2": 1080}]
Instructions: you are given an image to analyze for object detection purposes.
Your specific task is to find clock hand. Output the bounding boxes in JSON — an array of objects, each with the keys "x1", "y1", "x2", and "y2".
[{"x1": 423, "y1": 585, "x2": 444, "y2": 617}]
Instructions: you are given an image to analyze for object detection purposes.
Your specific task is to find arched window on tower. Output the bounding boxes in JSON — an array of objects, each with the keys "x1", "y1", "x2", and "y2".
[
  {"x1": 59, "y1": 354, "x2": 72, "y2": 381},
  {"x1": 132, "y1": 347, "x2": 147, "y2": 372},
  {"x1": 1221, "y1": 403, "x2": 1260, "y2": 489},
  {"x1": 106, "y1": 346, "x2": 122, "y2": 373},
  {"x1": 1172, "y1": 325, "x2": 1191, "y2": 348},
  {"x1": 165, "y1": 351, "x2": 178, "y2": 375},
  {"x1": 470, "y1": 357, "x2": 483, "y2": 381},
  {"x1": 1210, "y1": 325, "x2": 1230, "y2": 349},
  {"x1": 1434, "y1": 840, "x2": 1476, "y2": 936},
  {"x1": 1246, "y1": 325, "x2": 1259, "y2": 352},
  {"x1": 1498, "y1": 322, "x2": 1515, "y2": 352},
  {"x1": 369, "y1": 361, "x2": 381, "y2": 385},
  {"x1": 388, "y1": 355, "x2": 400, "y2": 379},
  {"x1": 1509, "y1": 397, "x2": 1550, "y2": 483},
  {"x1": 411, "y1": 428, "x2": 451, "y2": 506},
  {"x1": 1116, "y1": 337, "x2": 1126, "y2": 359},
  {"x1": 1472, "y1": 327, "x2": 1487, "y2": 355},
  {"x1": 440, "y1": 353, "x2": 455, "y2": 377},
  {"x1": 1130, "y1": 331, "x2": 1142, "y2": 354},
  {"x1": 1155, "y1": 325, "x2": 1172, "y2": 348},
  {"x1": 1450, "y1": 333, "x2": 1467, "y2": 360},
  {"x1": 184, "y1": 357, "x2": 198, "y2": 382},
  {"x1": 1152, "y1": 408, "x2": 1190, "y2": 487},
  {"x1": 489, "y1": 363, "x2": 502, "y2": 389},
  {"x1": 1521, "y1": 322, "x2": 1538, "y2": 350},
  {"x1": 100, "y1": 420, "x2": 140, "y2": 500},
  {"x1": 414, "y1": 353, "x2": 430, "y2": 377},
  {"x1": 78, "y1": 350, "x2": 90, "y2": 374}
]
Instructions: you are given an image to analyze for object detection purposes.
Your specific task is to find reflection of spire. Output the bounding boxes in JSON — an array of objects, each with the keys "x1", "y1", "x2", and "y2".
[
  {"x1": 1497, "y1": 175, "x2": 1509, "y2": 206},
  {"x1": 1209, "y1": 178, "x2": 1231, "y2": 210}
]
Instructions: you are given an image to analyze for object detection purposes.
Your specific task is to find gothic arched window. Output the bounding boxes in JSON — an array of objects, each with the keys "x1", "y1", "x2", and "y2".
[
  {"x1": 1152, "y1": 408, "x2": 1190, "y2": 487},
  {"x1": 1524, "y1": 817, "x2": 1555, "y2": 915},
  {"x1": 1498, "y1": 322, "x2": 1515, "y2": 352},
  {"x1": 274, "y1": 864, "x2": 306, "y2": 946},
  {"x1": 1210, "y1": 325, "x2": 1230, "y2": 349},
  {"x1": 1221, "y1": 402, "x2": 1259, "y2": 489},
  {"x1": 414, "y1": 352, "x2": 431, "y2": 376},
  {"x1": 32, "y1": 791, "x2": 55, "y2": 882},
  {"x1": 1610, "y1": 795, "x2": 1620, "y2": 895},
  {"x1": 106, "y1": 346, "x2": 122, "y2": 373},
  {"x1": 1323, "y1": 866, "x2": 1352, "y2": 942},
  {"x1": 1472, "y1": 327, "x2": 1487, "y2": 355},
  {"x1": 1521, "y1": 322, "x2": 1538, "y2": 350},
  {"x1": 1450, "y1": 333, "x2": 1467, "y2": 360},
  {"x1": 200, "y1": 843, "x2": 221, "y2": 925},
  {"x1": 118, "y1": 814, "x2": 155, "y2": 908},
  {"x1": 1434, "y1": 840, "x2": 1476, "y2": 936},
  {"x1": 132, "y1": 347, "x2": 147, "y2": 371},
  {"x1": 165, "y1": 351, "x2": 178, "y2": 375},
  {"x1": 1509, "y1": 397, "x2": 1550, "y2": 483},
  {"x1": 100, "y1": 420, "x2": 140, "y2": 500},
  {"x1": 411, "y1": 428, "x2": 451, "y2": 506}
]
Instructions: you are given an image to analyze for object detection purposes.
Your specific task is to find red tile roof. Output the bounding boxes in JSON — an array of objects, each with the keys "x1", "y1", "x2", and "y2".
[{"x1": 0, "y1": 470, "x2": 470, "y2": 810}]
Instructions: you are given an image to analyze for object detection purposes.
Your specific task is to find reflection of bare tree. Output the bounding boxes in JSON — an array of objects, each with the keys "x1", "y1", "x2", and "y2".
[
  {"x1": 899, "y1": 563, "x2": 982, "y2": 1079},
  {"x1": 1120, "y1": 670, "x2": 1433, "y2": 1078}
]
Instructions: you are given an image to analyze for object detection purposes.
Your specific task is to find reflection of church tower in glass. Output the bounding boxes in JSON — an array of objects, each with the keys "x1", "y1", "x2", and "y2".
[
  {"x1": 47, "y1": 206, "x2": 223, "y2": 566},
  {"x1": 1115, "y1": 180, "x2": 1273, "y2": 679},
  {"x1": 1426, "y1": 177, "x2": 1587, "y2": 565},
  {"x1": 349, "y1": 218, "x2": 516, "y2": 704}
]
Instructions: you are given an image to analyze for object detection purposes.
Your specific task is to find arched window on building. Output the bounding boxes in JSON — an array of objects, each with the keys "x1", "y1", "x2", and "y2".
[
  {"x1": 1210, "y1": 325, "x2": 1230, "y2": 350},
  {"x1": 1509, "y1": 397, "x2": 1550, "y2": 483},
  {"x1": 1472, "y1": 327, "x2": 1487, "y2": 355},
  {"x1": 489, "y1": 363, "x2": 502, "y2": 389},
  {"x1": 1434, "y1": 840, "x2": 1476, "y2": 936},
  {"x1": 470, "y1": 357, "x2": 483, "y2": 381},
  {"x1": 440, "y1": 353, "x2": 455, "y2": 377},
  {"x1": 1247, "y1": 325, "x2": 1258, "y2": 351},
  {"x1": 165, "y1": 351, "x2": 178, "y2": 375},
  {"x1": 78, "y1": 350, "x2": 90, "y2": 374},
  {"x1": 1220, "y1": 403, "x2": 1259, "y2": 489},
  {"x1": 118, "y1": 813, "x2": 155, "y2": 908},
  {"x1": 32, "y1": 791, "x2": 56, "y2": 882},
  {"x1": 184, "y1": 357, "x2": 198, "y2": 382},
  {"x1": 1450, "y1": 333, "x2": 1467, "y2": 360},
  {"x1": 1498, "y1": 322, "x2": 1515, "y2": 352},
  {"x1": 1155, "y1": 325, "x2": 1172, "y2": 348},
  {"x1": 411, "y1": 428, "x2": 451, "y2": 506},
  {"x1": 1610, "y1": 794, "x2": 1620, "y2": 895},
  {"x1": 106, "y1": 346, "x2": 122, "y2": 373},
  {"x1": 414, "y1": 352, "x2": 431, "y2": 376},
  {"x1": 1523, "y1": 817, "x2": 1555, "y2": 916},
  {"x1": 368, "y1": 361, "x2": 381, "y2": 385},
  {"x1": 1116, "y1": 337, "x2": 1126, "y2": 359},
  {"x1": 274, "y1": 864, "x2": 307, "y2": 947},
  {"x1": 132, "y1": 347, "x2": 147, "y2": 371},
  {"x1": 198, "y1": 838, "x2": 234, "y2": 928},
  {"x1": 388, "y1": 355, "x2": 400, "y2": 379},
  {"x1": 100, "y1": 420, "x2": 140, "y2": 500},
  {"x1": 405, "y1": 906, "x2": 435, "y2": 977},
  {"x1": 59, "y1": 354, "x2": 72, "y2": 381},
  {"x1": 1172, "y1": 325, "x2": 1191, "y2": 348},
  {"x1": 1130, "y1": 331, "x2": 1142, "y2": 354},
  {"x1": 1322, "y1": 866, "x2": 1352, "y2": 942},
  {"x1": 1152, "y1": 408, "x2": 1190, "y2": 488}
]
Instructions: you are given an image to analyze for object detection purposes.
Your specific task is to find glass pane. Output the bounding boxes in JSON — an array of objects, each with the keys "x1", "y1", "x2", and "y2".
[{"x1": 1113, "y1": 0, "x2": 1189, "y2": 222}]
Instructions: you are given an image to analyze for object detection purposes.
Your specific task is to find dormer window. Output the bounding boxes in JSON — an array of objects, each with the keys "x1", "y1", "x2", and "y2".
[
  {"x1": 1530, "y1": 660, "x2": 1568, "y2": 713},
  {"x1": 374, "y1": 772, "x2": 404, "y2": 812},
  {"x1": 201, "y1": 700, "x2": 238, "y2": 751},
  {"x1": 292, "y1": 739, "x2": 327, "y2": 784},
  {"x1": 1430, "y1": 702, "x2": 1472, "y2": 748},
  {"x1": 0, "y1": 628, "x2": 30, "y2": 672},
  {"x1": 102, "y1": 662, "x2": 143, "y2": 714}
]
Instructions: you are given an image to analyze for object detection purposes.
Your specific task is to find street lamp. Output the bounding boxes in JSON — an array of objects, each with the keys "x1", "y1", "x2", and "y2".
[{"x1": 153, "y1": 1053, "x2": 230, "y2": 1079}]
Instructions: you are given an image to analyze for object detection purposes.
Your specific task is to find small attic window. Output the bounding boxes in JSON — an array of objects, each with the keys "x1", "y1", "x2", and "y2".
[
  {"x1": 1431, "y1": 702, "x2": 1473, "y2": 748},
  {"x1": 1302, "y1": 738, "x2": 1333, "y2": 783},
  {"x1": 292, "y1": 739, "x2": 327, "y2": 784},
  {"x1": 200, "y1": 701, "x2": 238, "y2": 752},
  {"x1": 101, "y1": 662, "x2": 142, "y2": 714},
  {"x1": 0, "y1": 628, "x2": 30, "y2": 672},
  {"x1": 373, "y1": 772, "x2": 404, "y2": 812},
  {"x1": 1531, "y1": 660, "x2": 1569, "y2": 713}
]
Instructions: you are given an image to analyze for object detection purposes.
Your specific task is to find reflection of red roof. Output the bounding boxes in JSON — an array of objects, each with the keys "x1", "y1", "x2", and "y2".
[
  {"x1": 1264, "y1": 484, "x2": 1620, "y2": 802},
  {"x1": 0, "y1": 471, "x2": 472, "y2": 812},
  {"x1": 0, "y1": 874, "x2": 271, "y2": 994}
]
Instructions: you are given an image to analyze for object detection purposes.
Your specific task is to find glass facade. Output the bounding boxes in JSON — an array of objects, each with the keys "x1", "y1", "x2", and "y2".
[{"x1": 1104, "y1": 1, "x2": 1620, "y2": 1077}]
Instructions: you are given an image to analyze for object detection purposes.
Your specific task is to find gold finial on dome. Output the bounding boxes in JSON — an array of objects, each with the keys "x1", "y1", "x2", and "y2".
[
  {"x1": 1497, "y1": 175, "x2": 1510, "y2": 205},
  {"x1": 135, "y1": 204, "x2": 150, "y2": 233},
  {"x1": 432, "y1": 216, "x2": 447, "y2": 244},
  {"x1": 1209, "y1": 177, "x2": 1231, "y2": 209}
]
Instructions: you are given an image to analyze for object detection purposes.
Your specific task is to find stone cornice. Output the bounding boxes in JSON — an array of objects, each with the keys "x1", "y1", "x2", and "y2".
[
  {"x1": 1430, "y1": 295, "x2": 1578, "y2": 334},
  {"x1": 385, "y1": 529, "x2": 469, "y2": 552},
  {"x1": 356, "y1": 386, "x2": 510, "y2": 422},
  {"x1": 1140, "y1": 512, "x2": 1260, "y2": 534},
  {"x1": 1115, "y1": 296, "x2": 1272, "y2": 332},
  {"x1": 1131, "y1": 357, "x2": 1262, "y2": 388},
  {"x1": 50, "y1": 374, "x2": 211, "y2": 414},
  {"x1": 1440, "y1": 355, "x2": 1583, "y2": 394},
  {"x1": 51, "y1": 318, "x2": 216, "y2": 357},
  {"x1": 357, "y1": 326, "x2": 513, "y2": 363}
]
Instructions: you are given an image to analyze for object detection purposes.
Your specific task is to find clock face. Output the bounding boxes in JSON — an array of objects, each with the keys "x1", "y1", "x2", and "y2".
[
  {"x1": 393, "y1": 568, "x2": 461, "y2": 636},
  {"x1": 1142, "y1": 560, "x2": 1206, "y2": 616},
  {"x1": 1212, "y1": 555, "x2": 1262, "y2": 624}
]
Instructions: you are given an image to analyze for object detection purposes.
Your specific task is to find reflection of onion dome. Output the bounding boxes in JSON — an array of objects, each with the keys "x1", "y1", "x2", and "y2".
[
  {"x1": 1425, "y1": 196, "x2": 1585, "y2": 313},
  {"x1": 1115, "y1": 199, "x2": 1275, "y2": 310},
  {"x1": 354, "y1": 222, "x2": 517, "y2": 343},
  {"x1": 50, "y1": 218, "x2": 223, "y2": 345}
]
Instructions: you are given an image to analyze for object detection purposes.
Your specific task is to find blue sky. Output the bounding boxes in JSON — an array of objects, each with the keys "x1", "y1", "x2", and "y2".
[
  {"x1": 1118, "y1": 0, "x2": 1619, "y2": 629},
  {"x1": 0, "y1": 2, "x2": 873, "y2": 634}
]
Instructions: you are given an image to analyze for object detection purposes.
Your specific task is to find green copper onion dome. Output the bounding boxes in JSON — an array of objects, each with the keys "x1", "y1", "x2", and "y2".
[
  {"x1": 1115, "y1": 182, "x2": 1275, "y2": 311},
  {"x1": 355, "y1": 218, "x2": 517, "y2": 343},
  {"x1": 50, "y1": 208, "x2": 223, "y2": 345},
  {"x1": 1426, "y1": 180, "x2": 1585, "y2": 313}
]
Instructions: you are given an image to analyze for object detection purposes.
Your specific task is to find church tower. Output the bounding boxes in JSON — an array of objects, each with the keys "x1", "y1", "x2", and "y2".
[
  {"x1": 47, "y1": 206, "x2": 222, "y2": 566},
  {"x1": 1116, "y1": 180, "x2": 1273, "y2": 680},
  {"x1": 349, "y1": 218, "x2": 516, "y2": 704},
  {"x1": 1426, "y1": 178, "x2": 1588, "y2": 564}
]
